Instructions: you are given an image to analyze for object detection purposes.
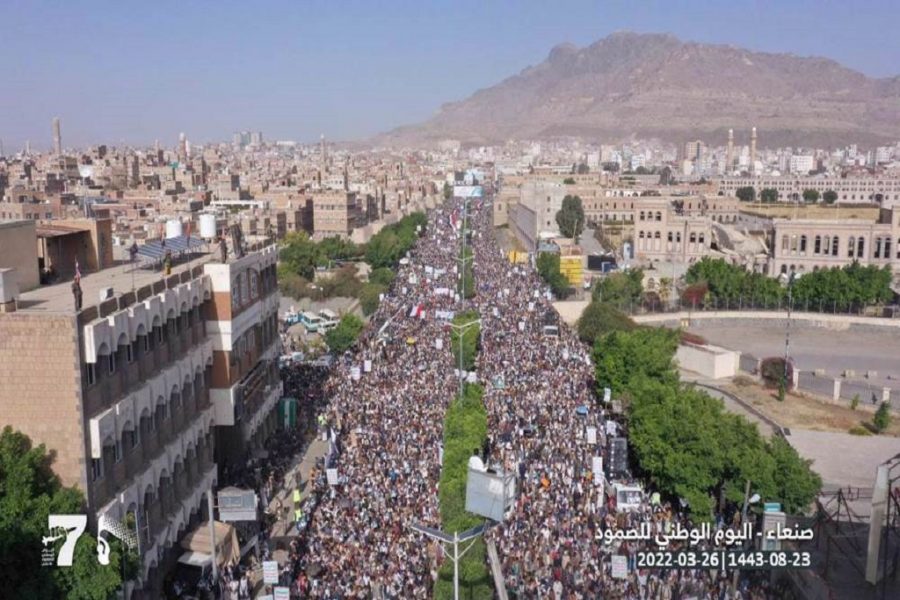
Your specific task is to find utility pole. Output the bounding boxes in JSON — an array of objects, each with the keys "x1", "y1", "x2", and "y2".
[{"x1": 783, "y1": 273, "x2": 796, "y2": 395}]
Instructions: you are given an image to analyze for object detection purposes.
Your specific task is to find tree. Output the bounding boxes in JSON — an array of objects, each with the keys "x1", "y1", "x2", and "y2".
[
  {"x1": 562, "y1": 177, "x2": 576, "y2": 185},
  {"x1": 592, "y1": 328, "x2": 679, "y2": 396},
  {"x1": 576, "y1": 301, "x2": 636, "y2": 344},
  {"x1": 279, "y1": 232, "x2": 321, "y2": 279},
  {"x1": 0, "y1": 426, "x2": 130, "y2": 599},
  {"x1": 443, "y1": 182, "x2": 452, "y2": 200},
  {"x1": 767, "y1": 436, "x2": 822, "y2": 513},
  {"x1": 823, "y1": 190, "x2": 838, "y2": 204},
  {"x1": 802, "y1": 189, "x2": 820, "y2": 203},
  {"x1": 555, "y1": 195, "x2": 585, "y2": 239},
  {"x1": 577, "y1": 163, "x2": 590, "y2": 174},
  {"x1": 358, "y1": 282, "x2": 386, "y2": 316},
  {"x1": 450, "y1": 311, "x2": 481, "y2": 372},
  {"x1": 536, "y1": 252, "x2": 571, "y2": 299},
  {"x1": 324, "y1": 314, "x2": 364, "y2": 354},
  {"x1": 874, "y1": 402, "x2": 892, "y2": 433},
  {"x1": 368, "y1": 267, "x2": 395, "y2": 287},
  {"x1": 760, "y1": 188, "x2": 779, "y2": 203},
  {"x1": 593, "y1": 269, "x2": 643, "y2": 308},
  {"x1": 318, "y1": 236, "x2": 360, "y2": 262},
  {"x1": 365, "y1": 230, "x2": 402, "y2": 269},
  {"x1": 735, "y1": 186, "x2": 756, "y2": 202}
]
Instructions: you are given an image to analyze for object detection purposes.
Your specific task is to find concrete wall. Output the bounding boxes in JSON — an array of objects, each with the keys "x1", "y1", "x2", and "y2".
[
  {"x1": 0, "y1": 220, "x2": 40, "y2": 292},
  {"x1": 676, "y1": 343, "x2": 739, "y2": 379}
]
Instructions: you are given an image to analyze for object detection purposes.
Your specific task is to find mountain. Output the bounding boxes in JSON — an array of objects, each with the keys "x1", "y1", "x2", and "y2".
[{"x1": 379, "y1": 32, "x2": 900, "y2": 148}]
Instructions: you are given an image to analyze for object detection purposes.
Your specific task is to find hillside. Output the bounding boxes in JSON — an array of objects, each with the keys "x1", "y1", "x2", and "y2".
[{"x1": 379, "y1": 32, "x2": 900, "y2": 147}]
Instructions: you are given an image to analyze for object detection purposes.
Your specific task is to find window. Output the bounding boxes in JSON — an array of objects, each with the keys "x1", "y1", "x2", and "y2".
[
  {"x1": 91, "y1": 458, "x2": 103, "y2": 482},
  {"x1": 86, "y1": 363, "x2": 96, "y2": 386},
  {"x1": 698, "y1": 233, "x2": 705, "y2": 245},
  {"x1": 249, "y1": 270, "x2": 259, "y2": 299},
  {"x1": 143, "y1": 334, "x2": 150, "y2": 352},
  {"x1": 655, "y1": 212, "x2": 662, "y2": 221},
  {"x1": 107, "y1": 353, "x2": 116, "y2": 374},
  {"x1": 232, "y1": 275, "x2": 242, "y2": 310},
  {"x1": 156, "y1": 326, "x2": 163, "y2": 344},
  {"x1": 848, "y1": 237, "x2": 855, "y2": 258},
  {"x1": 126, "y1": 343, "x2": 134, "y2": 363},
  {"x1": 639, "y1": 211, "x2": 645, "y2": 221},
  {"x1": 799, "y1": 235, "x2": 807, "y2": 253},
  {"x1": 781, "y1": 235, "x2": 789, "y2": 252},
  {"x1": 884, "y1": 238, "x2": 891, "y2": 259},
  {"x1": 857, "y1": 237, "x2": 865, "y2": 258},
  {"x1": 689, "y1": 233, "x2": 697, "y2": 244},
  {"x1": 814, "y1": 236, "x2": 821, "y2": 254},
  {"x1": 875, "y1": 237, "x2": 883, "y2": 259},
  {"x1": 114, "y1": 440, "x2": 123, "y2": 463}
]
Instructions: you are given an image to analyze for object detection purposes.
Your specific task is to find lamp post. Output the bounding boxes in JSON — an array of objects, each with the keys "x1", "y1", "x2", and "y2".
[
  {"x1": 782, "y1": 271, "x2": 799, "y2": 397},
  {"x1": 449, "y1": 319, "x2": 481, "y2": 399},
  {"x1": 411, "y1": 522, "x2": 486, "y2": 600}
]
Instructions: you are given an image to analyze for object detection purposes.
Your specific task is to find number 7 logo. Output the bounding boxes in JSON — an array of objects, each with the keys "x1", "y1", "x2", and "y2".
[{"x1": 47, "y1": 515, "x2": 88, "y2": 567}]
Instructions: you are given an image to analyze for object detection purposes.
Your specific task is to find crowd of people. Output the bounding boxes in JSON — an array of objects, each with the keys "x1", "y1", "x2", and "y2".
[{"x1": 274, "y1": 196, "x2": 779, "y2": 599}]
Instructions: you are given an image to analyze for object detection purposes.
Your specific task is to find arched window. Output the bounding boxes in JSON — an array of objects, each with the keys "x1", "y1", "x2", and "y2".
[
  {"x1": 799, "y1": 235, "x2": 807, "y2": 253},
  {"x1": 848, "y1": 237, "x2": 855, "y2": 258},
  {"x1": 790, "y1": 235, "x2": 798, "y2": 253},
  {"x1": 656, "y1": 212, "x2": 662, "y2": 221},
  {"x1": 832, "y1": 237, "x2": 839, "y2": 256},
  {"x1": 884, "y1": 238, "x2": 891, "y2": 259},
  {"x1": 875, "y1": 237, "x2": 883, "y2": 259},
  {"x1": 814, "y1": 235, "x2": 821, "y2": 254},
  {"x1": 857, "y1": 237, "x2": 865, "y2": 258},
  {"x1": 781, "y1": 235, "x2": 789, "y2": 252}
]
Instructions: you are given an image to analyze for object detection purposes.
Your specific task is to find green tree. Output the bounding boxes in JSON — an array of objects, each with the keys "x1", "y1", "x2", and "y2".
[
  {"x1": 0, "y1": 426, "x2": 130, "y2": 599},
  {"x1": 324, "y1": 314, "x2": 364, "y2": 354},
  {"x1": 562, "y1": 177, "x2": 576, "y2": 185},
  {"x1": 760, "y1": 188, "x2": 779, "y2": 203},
  {"x1": 593, "y1": 269, "x2": 643, "y2": 307},
  {"x1": 443, "y1": 182, "x2": 452, "y2": 200},
  {"x1": 735, "y1": 186, "x2": 756, "y2": 202},
  {"x1": 555, "y1": 195, "x2": 585, "y2": 239},
  {"x1": 577, "y1": 163, "x2": 590, "y2": 174},
  {"x1": 279, "y1": 232, "x2": 321, "y2": 279},
  {"x1": 368, "y1": 267, "x2": 395, "y2": 287},
  {"x1": 823, "y1": 190, "x2": 838, "y2": 204},
  {"x1": 358, "y1": 282, "x2": 386, "y2": 316},
  {"x1": 592, "y1": 328, "x2": 679, "y2": 396},
  {"x1": 576, "y1": 301, "x2": 636, "y2": 345},
  {"x1": 802, "y1": 189, "x2": 820, "y2": 203},
  {"x1": 766, "y1": 436, "x2": 822, "y2": 513},
  {"x1": 365, "y1": 230, "x2": 401, "y2": 269},
  {"x1": 536, "y1": 252, "x2": 571, "y2": 299},
  {"x1": 874, "y1": 402, "x2": 892, "y2": 433},
  {"x1": 450, "y1": 311, "x2": 481, "y2": 371},
  {"x1": 318, "y1": 236, "x2": 360, "y2": 262}
]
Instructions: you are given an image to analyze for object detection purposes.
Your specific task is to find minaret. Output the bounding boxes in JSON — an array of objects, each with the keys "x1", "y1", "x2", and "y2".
[
  {"x1": 725, "y1": 128, "x2": 734, "y2": 174},
  {"x1": 178, "y1": 132, "x2": 187, "y2": 160},
  {"x1": 750, "y1": 127, "x2": 757, "y2": 174},
  {"x1": 52, "y1": 117, "x2": 62, "y2": 155},
  {"x1": 320, "y1": 134, "x2": 327, "y2": 169}
]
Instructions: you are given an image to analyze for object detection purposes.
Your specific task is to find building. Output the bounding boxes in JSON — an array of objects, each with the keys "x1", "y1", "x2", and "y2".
[
  {"x1": 769, "y1": 208, "x2": 900, "y2": 276},
  {"x1": 0, "y1": 238, "x2": 280, "y2": 597},
  {"x1": 633, "y1": 198, "x2": 712, "y2": 262},
  {"x1": 312, "y1": 190, "x2": 365, "y2": 238},
  {"x1": 0, "y1": 219, "x2": 41, "y2": 291},
  {"x1": 789, "y1": 155, "x2": 815, "y2": 175},
  {"x1": 716, "y1": 175, "x2": 900, "y2": 204}
]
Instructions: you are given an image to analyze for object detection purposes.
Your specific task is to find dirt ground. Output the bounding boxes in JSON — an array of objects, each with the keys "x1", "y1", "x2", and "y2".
[{"x1": 723, "y1": 379, "x2": 900, "y2": 437}]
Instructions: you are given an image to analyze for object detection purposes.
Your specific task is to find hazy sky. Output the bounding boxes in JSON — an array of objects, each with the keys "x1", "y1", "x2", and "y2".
[{"x1": 2, "y1": 0, "x2": 898, "y2": 150}]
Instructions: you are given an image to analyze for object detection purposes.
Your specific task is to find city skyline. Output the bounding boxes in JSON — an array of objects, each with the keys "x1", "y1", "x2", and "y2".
[{"x1": 2, "y1": 0, "x2": 899, "y2": 149}]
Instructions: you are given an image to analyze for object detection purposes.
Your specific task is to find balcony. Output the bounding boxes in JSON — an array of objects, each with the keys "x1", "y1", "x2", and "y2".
[{"x1": 125, "y1": 445, "x2": 143, "y2": 480}]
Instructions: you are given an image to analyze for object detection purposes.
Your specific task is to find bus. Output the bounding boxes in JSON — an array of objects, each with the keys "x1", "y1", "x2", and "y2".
[
  {"x1": 299, "y1": 312, "x2": 324, "y2": 333},
  {"x1": 318, "y1": 309, "x2": 339, "y2": 331}
]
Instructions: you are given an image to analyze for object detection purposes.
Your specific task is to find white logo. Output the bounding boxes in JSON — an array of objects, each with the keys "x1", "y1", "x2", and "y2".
[
  {"x1": 43, "y1": 513, "x2": 138, "y2": 568},
  {"x1": 43, "y1": 514, "x2": 87, "y2": 567}
]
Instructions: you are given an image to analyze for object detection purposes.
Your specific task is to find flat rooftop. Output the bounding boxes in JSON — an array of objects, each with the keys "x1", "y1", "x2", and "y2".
[{"x1": 14, "y1": 251, "x2": 215, "y2": 315}]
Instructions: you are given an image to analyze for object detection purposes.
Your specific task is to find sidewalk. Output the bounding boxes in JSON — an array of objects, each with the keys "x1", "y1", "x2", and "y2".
[{"x1": 268, "y1": 436, "x2": 329, "y2": 539}]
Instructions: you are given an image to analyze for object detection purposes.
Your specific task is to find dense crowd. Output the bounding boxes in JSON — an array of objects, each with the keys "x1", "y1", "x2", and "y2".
[{"x1": 279, "y1": 197, "x2": 777, "y2": 599}]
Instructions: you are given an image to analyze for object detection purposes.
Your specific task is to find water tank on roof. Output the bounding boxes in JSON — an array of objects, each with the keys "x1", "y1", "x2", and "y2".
[
  {"x1": 165, "y1": 219, "x2": 183, "y2": 239},
  {"x1": 199, "y1": 213, "x2": 217, "y2": 239}
]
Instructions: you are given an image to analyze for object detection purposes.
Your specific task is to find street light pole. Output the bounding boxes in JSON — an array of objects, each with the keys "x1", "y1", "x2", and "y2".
[
  {"x1": 783, "y1": 273, "x2": 796, "y2": 395},
  {"x1": 411, "y1": 522, "x2": 486, "y2": 600}
]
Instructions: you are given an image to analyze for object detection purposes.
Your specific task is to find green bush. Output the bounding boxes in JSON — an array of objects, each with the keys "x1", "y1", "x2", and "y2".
[
  {"x1": 760, "y1": 357, "x2": 792, "y2": 390},
  {"x1": 536, "y1": 252, "x2": 572, "y2": 299},
  {"x1": 435, "y1": 384, "x2": 491, "y2": 600},
  {"x1": 593, "y1": 269, "x2": 643, "y2": 307},
  {"x1": 848, "y1": 425, "x2": 872, "y2": 436},
  {"x1": 576, "y1": 301, "x2": 635, "y2": 344},
  {"x1": 319, "y1": 264, "x2": 363, "y2": 298},
  {"x1": 874, "y1": 402, "x2": 892, "y2": 433},
  {"x1": 850, "y1": 394, "x2": 860, "y2": 410}
]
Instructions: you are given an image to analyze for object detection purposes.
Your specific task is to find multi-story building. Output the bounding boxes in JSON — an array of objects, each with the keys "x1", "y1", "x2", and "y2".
[
  {"x1": 312, "y1": 190, "x2": 365, "y2": 238},
  {"x1": 769, "y1": 208, "x2": 900, "y2": 276},
  {"x1": 716, "y1": 175, "x2": 900, "y2": 204},
  {"x1": 0, "y1": 235, "x2": 280, "y2": 597},
  {"x1": 633, "y1": 198, "x2": 712, "y2": 263}
]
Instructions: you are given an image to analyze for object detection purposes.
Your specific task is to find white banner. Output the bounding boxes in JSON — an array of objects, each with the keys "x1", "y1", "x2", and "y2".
[
  {"x1": 611, "y1": 555, "x2": 628, "y2": 579},
  {"x1": 363, "y1": 360, "x2": 372, "y2": 373},
  {"x1": 326, "y1": 468, "x2": 339, "y2": 486},
  {"x1": 263, "y1": 561, "x2": 279, "y2": 585},
  {"x1": 603, "y1": 387, "x2": 611, "y2": 403},
  {"x1": 435, "y1": 338, "x2": 444, "y2": 350},
  {"x1": 350, "y1": 366, "x2": 361, "y2": 381},
  {"x1": 592, "y1": 456, "x2": 603, "y2": 478},
  {"x1": 274, "y1": 588, "x2": 290, "y2": 600},
  {"x1": 586, "y1": 427, "x2": 597, "y2": 445}
]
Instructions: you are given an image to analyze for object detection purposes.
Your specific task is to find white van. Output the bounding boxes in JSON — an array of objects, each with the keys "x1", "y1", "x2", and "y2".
[{"x1": 318, "y1": 309, "x2": 339, "y2": 331}]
